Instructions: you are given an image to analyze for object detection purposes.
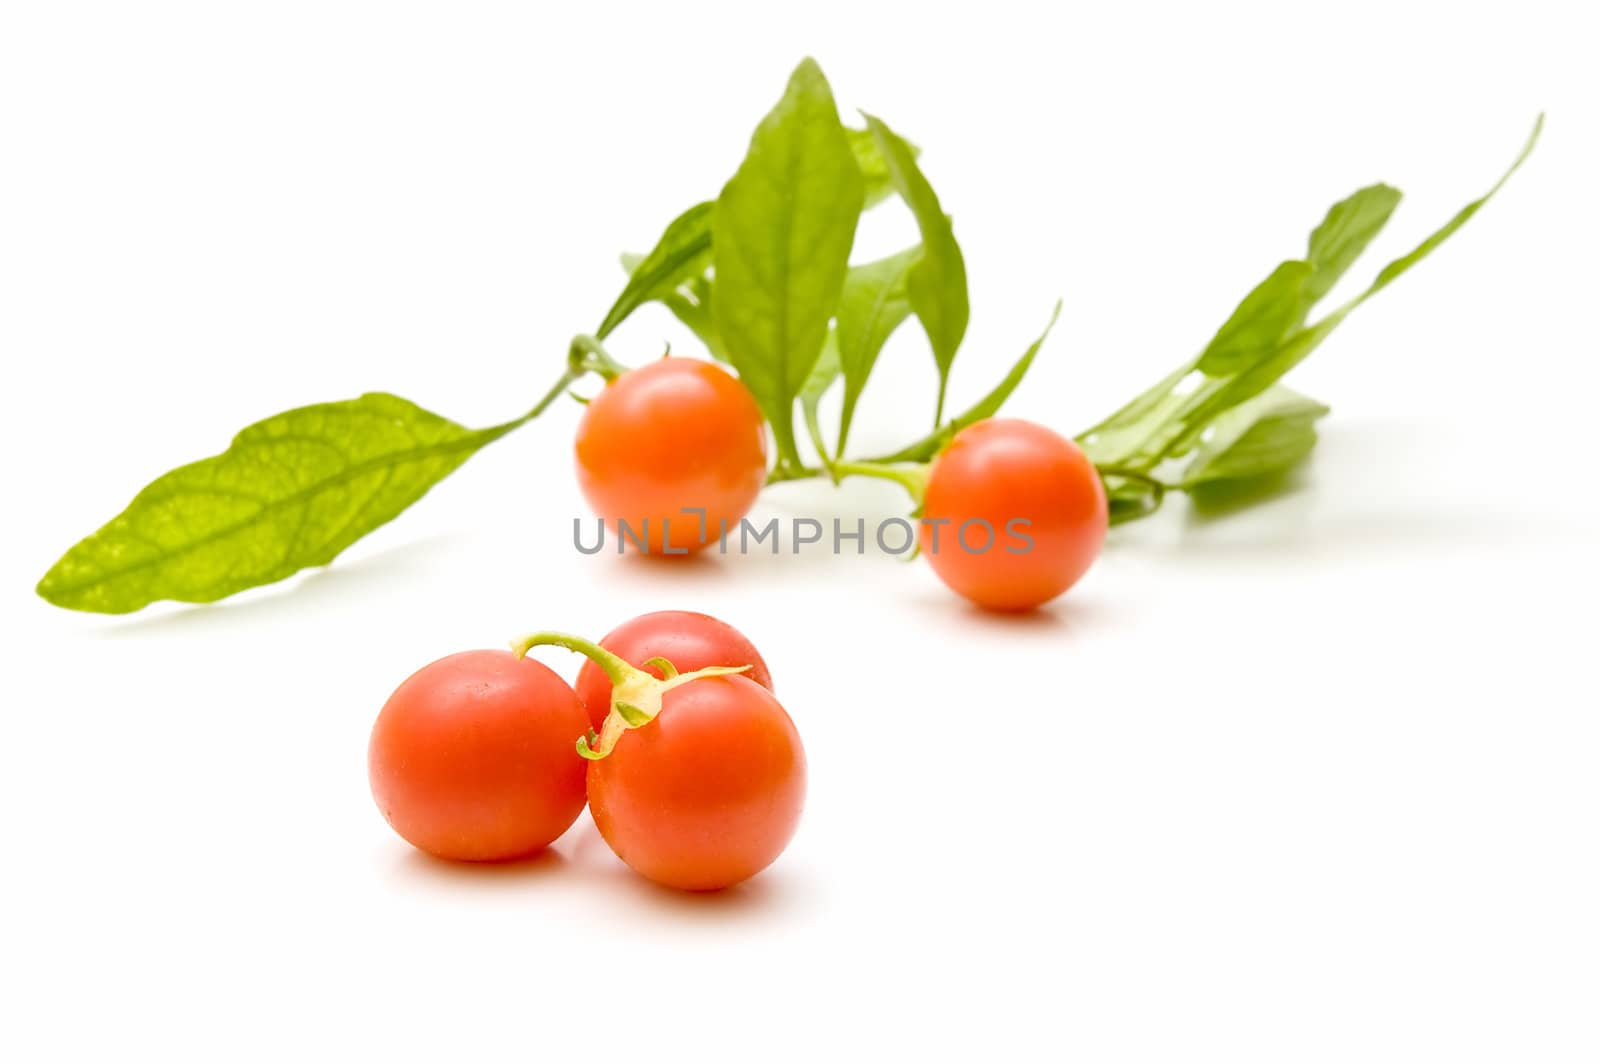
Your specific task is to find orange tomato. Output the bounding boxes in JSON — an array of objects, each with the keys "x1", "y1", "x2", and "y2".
[
  {"x1": 920, "y1": 418, "x2": 1108, "y2": 611},
  {"x1": 574, "y1": 358, "x2": 768, "y2": 554},
  {"x1": 586, "y1": 674, "x2": 805, "y2": 891},
  {"x1": 573, "y1": 610, "x2": 774, "y2": 732},
  {"x1": 368, "y1": 650, "x2": 588, "y2": 861}
]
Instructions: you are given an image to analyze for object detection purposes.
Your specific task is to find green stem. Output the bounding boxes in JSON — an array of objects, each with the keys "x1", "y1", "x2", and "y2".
[
  {"x1": 1095, "y1": 465, "x2": 1174, "y2": 492},
  {"x1": 770, "y1": 416, "x2": 807, "y2": 476},
  {"x1": 514, "y1": 366, "x2": 583, "y2": 425},
  {"x1": 802, "y1": 402, "x2": 838, "y2": 484},
  {"x1": 765, "y1": 463, "x2": 824, "y2": 486},
  {"x1": 510, "y1": 630, "x2": 751, "y2": 760},
  {"x1": 510, "y1": 631, "x2": 637, "y2": 687},
  {"x1": 568, "y1": 334, "x2": 629, "y2": 382},
  {"x1": 861, "y1": 427, "x2": 951, "y2": 466},
  {"x1": 833, "y1": 460, "x2": 930, "y2": 506}
]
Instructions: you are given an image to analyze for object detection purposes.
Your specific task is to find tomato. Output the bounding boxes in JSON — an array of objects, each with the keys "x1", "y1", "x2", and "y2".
[
  {"x1": 573, "y1": 610, "x2": 774, "y2": 732},
  {"x1": 920, "y1": 418, "x2": 1108, "y2": 611},
  {"x1": 368, "y1": 650, "x2": 588, "y2": 861},
  {"x1": 586, "y1": 674, "x2": 805, "y2": 891},
  {"x1": 575, "y1": 357, "x2": 768, "y2": 554}
]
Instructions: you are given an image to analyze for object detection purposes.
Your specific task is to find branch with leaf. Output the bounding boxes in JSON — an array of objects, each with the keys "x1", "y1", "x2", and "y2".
[{"x1": 36, "y1": 56, "x2": 1541, "y2": 613}]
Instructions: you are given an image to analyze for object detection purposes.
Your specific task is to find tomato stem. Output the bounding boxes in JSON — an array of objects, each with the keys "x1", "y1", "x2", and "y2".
[
  {"x1": 511, "y1": 631, "x2": 636, "y2": 686},
  {"x1": 1095, "y1": 465, "x2": 1173, "y2": 492},
  {"x1": 520, "y1": 366, "x2": 584, "y2": 424},
  {"x1": 642, "y1": 656, "x2": 679, "y2": 679},
  {"x1": 509, "y1": 630, "x2": 752, "y2": 759},
  {"x1": 568, "y1": 333, "x2": 628, "y2": 382},
  {"x1": 765, "y1": 463, "x2": 824, "y2": 485},
  {"x1": 832, "y1": 460, "x2": 929, "y2": 506}
]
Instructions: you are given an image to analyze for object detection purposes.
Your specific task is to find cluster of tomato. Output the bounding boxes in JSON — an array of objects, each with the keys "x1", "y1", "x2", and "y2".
[
  {"x1": 576, "y1": 358, "x2": 1110, "y2": 612},
  {"x1": 368, "y1": 611, "x2": 805, "y2": 891}
]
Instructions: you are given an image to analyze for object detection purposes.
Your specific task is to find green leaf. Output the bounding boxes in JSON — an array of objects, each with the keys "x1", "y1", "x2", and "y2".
[
  {"x1": 835, "y1": 245, "x2": 919, "y2": 455},
  {"x1": 596, "y1": 201, "x2": 713, "y2": 339},
  {"x1": 1191, "y1": 116, "x2": 1542, "y2": 429},
  {"x1": 37, "y1": 394, "x2": 518, "y2": 614},
  {"x1": 863, "y1": 113, "x2": 969, "y2": 424},
  {"x1": 1197, "y1": 260, "x2": 1313, "y2": 376},
  {"x1": 949, "y1": 300, "x2": 1061, "y2": 433},
  {"x1": 1304, "y1": 184, "x2": 1402, "y2": 305},
  {"x1": 1168, "y1": 311, "x2": 1345, "y2": 456},
  {"x1": 712, "y1": 58, "x2": 865, "y2": 468},
  {"x1": 1076, "y1": 361, "x2": 1196, "y2": 467},
  {"x1": 846, "y1": 126, "x2": 918, "y2": 209},
  {"x1": 1180, "y1": 386, "x2": 1329, "y2": 486},
  {"x1": 869, "y1": 300, "x2": 1061, "y2": 464},
  {"x1": 800, "y1": 326, "x2": 842, "y2": 403},
  {"x1": 618, "y1": 253, "x2": 725, "y2": 361},
  {"x1": 1368, "y1": 114, "x2": 1542, "y2": 296},
  {"x1": 1107, "y1": 481, "x2": 1166, "y2": 525},
  {"x1": 800, "y1": 328, "x2": 841, "y2": 466},
  {"x1": 1096, "y1": 116, "x2": 1541, "y2": 472}
]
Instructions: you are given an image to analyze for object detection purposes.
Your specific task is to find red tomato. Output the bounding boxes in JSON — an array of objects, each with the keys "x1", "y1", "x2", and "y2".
[
  {"x1": 920, "y1": 418, "x2": 1108, "y2": 611},
  {"x1": 573, "y1": 610, "x2": 774, "y2": 732},
  {"x1": 368, "y1": 650, "x2": 588, "y2": 861},
  {"x1": 575, "y1": 357, "x2": 768, "y2": 554},
  {"x1": 587, "y1": 675, "x2": 805, "y2": 891}
]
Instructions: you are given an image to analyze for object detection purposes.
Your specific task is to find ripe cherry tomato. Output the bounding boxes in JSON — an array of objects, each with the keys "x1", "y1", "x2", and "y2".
[
  {"x1": 586, "y1": 674, "x2": 806, "y2": 891},
  {"x1": 368, "y1": 650, "x2": 588, "y2": 861},
  {"x1": 573, "y1": 610, "x2": 774, "y2": 732},
  {"x1": 920, "y1": 418, "x2": 1108, "y2": 611},
  {"x1": 575, "y1": 357, "x2": 768, "y2": 554}
]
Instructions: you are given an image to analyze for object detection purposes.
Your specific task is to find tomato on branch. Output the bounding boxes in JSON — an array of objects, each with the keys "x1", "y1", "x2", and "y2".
[
  {"x1": 574, "y1": 357, "x2": 767, "y2": 555},
  {"x1": 514, "y1": 628, "x2": 806, "y2": 892},
  {"x1": 573, "y1": 610, "x2": 773, "y2": 732}
]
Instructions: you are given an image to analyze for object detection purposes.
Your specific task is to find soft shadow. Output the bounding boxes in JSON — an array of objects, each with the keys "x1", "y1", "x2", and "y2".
[
  {"x1": 390, "y1": 845, "x2": 568, "y2": 889},
  {"x1": 587, "y1": 861, "x2": 807, "y2": 923},
  {"x1": 93, "y1": 534, "x2": 459, "y2": 639},
  {"x1": 585, "y1": 549, "x2": 735, "y2": 592},
  {"x1": 957, "y1": 600, "x2": 1073, "y2": 632},
  {"x1": 901, "y1": 584, "x2": 1112, "y2": 638}
]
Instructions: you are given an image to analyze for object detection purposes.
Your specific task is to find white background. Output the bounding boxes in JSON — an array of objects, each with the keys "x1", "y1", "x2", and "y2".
[{"x1": 3, "y1": 1, "x2": 1597, "y2": 1059}]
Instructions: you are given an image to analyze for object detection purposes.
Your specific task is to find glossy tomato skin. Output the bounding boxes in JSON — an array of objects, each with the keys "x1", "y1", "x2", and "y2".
[
  {"x1": 587, "y1": 675, "x2": 805, "y2": 891},
  {"x1": 368, "y1": 650, "x2": 588, "y2": 861},
  {"x1": 573, "y1": 610, "x2": 774, "y2": 732},
  {"x1": 575, "y1": 358, "x2": 768, "y2": 555},
  {"x1": 920, "y1": 418, "x2": 1108, "y2": 612}
]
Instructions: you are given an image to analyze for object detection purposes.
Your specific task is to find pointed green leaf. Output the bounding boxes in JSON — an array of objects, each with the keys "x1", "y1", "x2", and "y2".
[
  {"x1": 1197, "y1": 260, "x2": 1313, "y2": 377},
  {"x1": 1368, "y1": 114, "x2": 1542, "y2": 296},
  {"x1": 1190, "y1": 116, "x2": 1542, "y2": 431},
  {"x1": 949, "y1": 300, "x2": 1061, "y2": 434},
  {"x1": 863, "y1": 113, "x2": 969, "y2": 423},
  {"x1": 870, "y1": 301, "x2": 1060, "y2": 465},
  {"x1": 1076, "y1": 361, "x2": 1196, "y2": 467},
  {"x1": 845, "y1": 126, "x2": 919, "y2": 209},
  {"x1": 1107, "y1": 481, "x2": 1167, "y2": 525},
  {"x1": 1304, "y1": 184, "x2": 1402, "y2": 304},
  {"x1": 618, "y1": 253, "x2": 725, "y2": 361},
  {"x1": 836, "y1": 245, "x2": 919, "y2": 454},
  {"x1": 800, "y1": 326, "x2": 842, "y2": 403},
  {"x1": 713, "y1": 58, "x2": 864, "y2": 467},
  {"x1": 1180, "y1": 386, "x2": 1329, "y2": 486},
  {"x1": 1110, "y1": 116, "x2": 1541, "y2": 470},
  {"x1": 800, "y1": 327, "x2": 842, "y2": 465},
  {"x1": 37, "y1": 394, "x2": 517, "y2": 614},
  {"x1": 597, "y1": 201, "x2": 713, "y2": 339}
]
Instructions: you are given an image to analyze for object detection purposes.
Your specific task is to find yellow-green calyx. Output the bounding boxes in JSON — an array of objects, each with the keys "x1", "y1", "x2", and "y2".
[{"x1": 509, "y1": 631, "x2": 750, "y2": 760}]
